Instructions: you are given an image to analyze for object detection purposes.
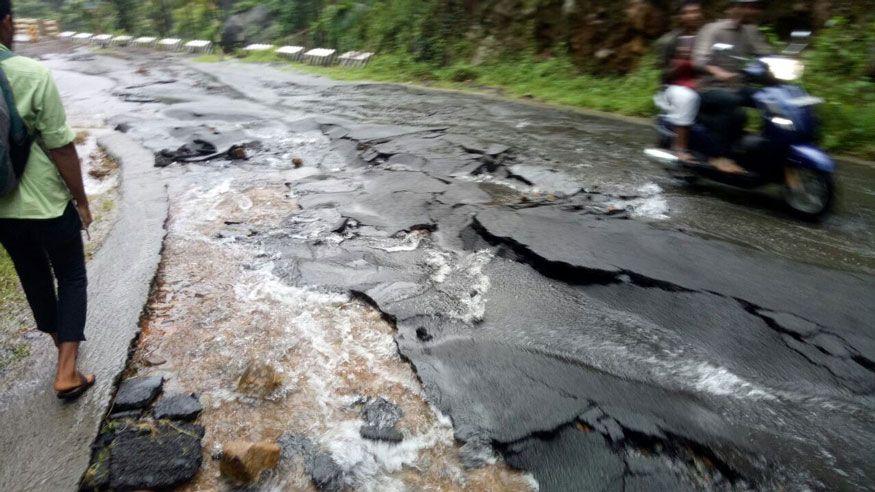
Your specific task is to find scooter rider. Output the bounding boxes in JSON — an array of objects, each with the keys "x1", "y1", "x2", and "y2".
[{"x1": 693, "y1": 0, "x2": 771, "y2": 173}]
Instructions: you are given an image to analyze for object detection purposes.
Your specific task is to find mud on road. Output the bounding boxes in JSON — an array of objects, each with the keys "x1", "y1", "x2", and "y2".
[{"x1": 16, "y1": 43, "x2": 875, "y2": 490}]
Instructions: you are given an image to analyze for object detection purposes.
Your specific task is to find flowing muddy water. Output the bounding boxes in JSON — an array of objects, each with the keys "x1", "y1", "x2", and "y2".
[{"x1": 29, "y1": 44, "x2": 875, "y2": 490}]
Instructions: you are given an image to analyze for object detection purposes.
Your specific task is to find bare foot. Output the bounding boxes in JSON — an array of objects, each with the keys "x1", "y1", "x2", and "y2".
[
  {"x1": 785, "y1": 168, "x2": 802, "y2": 190},
  {"x1": 710, "y1": 157, "x2": 746, "y2": 175},
  {"x1": 54, "y1": 372, "x2": 96, "y2": 393},
  {"x1": 674, "y1": 150, "x2": 695, "y2": 162}
]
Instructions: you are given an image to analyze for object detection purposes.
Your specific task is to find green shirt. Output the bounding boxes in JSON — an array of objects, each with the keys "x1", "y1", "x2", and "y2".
[{"x1": 0, "y1": 44, "x2": 76, "y2": 219}]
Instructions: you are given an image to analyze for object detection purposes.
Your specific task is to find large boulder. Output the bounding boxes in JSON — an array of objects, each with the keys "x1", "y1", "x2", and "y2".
[{"x1": 220, "y1": 5, "x2": 278, "y2": 53}]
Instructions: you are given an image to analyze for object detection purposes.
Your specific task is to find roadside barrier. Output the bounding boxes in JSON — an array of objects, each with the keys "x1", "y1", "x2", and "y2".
[
  {"x1": 41, "y1": 20, "x2": 60, "y2": 37},
  {"x1": 112, "y1": 35, "x2": 133, "y2": 47},
  {"x1": 73, "y1": 33, "x2": 94, "y2": 43},
  {"x1": 338, "y1": 51, "x2": 373, "y2": 68},
  {"x1": 14, "y1": 18, "x2": 39, "y2": 42},
  {"x1": 184, "y1": 40, "x2": 213, "y2": 54},
  {"x1": 92, "y1": 34, "x2": 114, "y2": 47},
  {"x1": 132, "y1": 37, "x2": 158, "y2": 48},
  {"x1": 158, "y1": 38, "x2": 183, "y2": 51},
  {"x1": 43, "y1": 30, "x2": 376, "y2": 70},
  {"x1": 243, "y1": 44, "x2": 275, "y2": 53},
  {"x1": 276, "y1": 46, "x2": 305, "y2": 61},
  {"x1": 304, "y1": 48, "x2": 337, "y2": 66}
]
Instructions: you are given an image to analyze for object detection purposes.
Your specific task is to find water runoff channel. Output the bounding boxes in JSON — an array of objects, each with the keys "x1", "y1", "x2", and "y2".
[{"x1": 28, "y1": 44, "x2": 875, "y2": 490}]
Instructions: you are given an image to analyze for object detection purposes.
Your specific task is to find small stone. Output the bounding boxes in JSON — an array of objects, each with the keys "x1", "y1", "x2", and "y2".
[
  {"x1": 114, "y1": 376, "x2": 164, "y2": 411},
  {"x1": 153, "y1": 393, "x2": 203, "y2": 421},
  {"x1": 485, "y1": 144, "x2": 510, "y2": 156},
  {"x1": 228, "y1": 146, "x2": 247, "y2": 160},
  {"x1": 359, "y1": 425, "x2": 404, "y2": 443},
  {"x1": 237, "y1": 360, "x2": 284, "y2": 398},
  {"x1": 358, "y1": 397, "x2": 403, "y2": 429},
  {"x1": 220, "y1": 440, "x2": 281, "y2": 484},
  {"x1": 308, "y1": 452, "x2": 345, "y2": 491},
  {"x1": 278, "y1": 434, "x2": 315, "y2": 461},
  {"x1": 292, "y1": 157, "x2": 304, "y2": 168}
]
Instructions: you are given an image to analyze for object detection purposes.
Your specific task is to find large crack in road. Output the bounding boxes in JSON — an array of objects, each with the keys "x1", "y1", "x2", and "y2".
[{"x1": 23, "y1": 46, "x2": 875, "y2": 490}]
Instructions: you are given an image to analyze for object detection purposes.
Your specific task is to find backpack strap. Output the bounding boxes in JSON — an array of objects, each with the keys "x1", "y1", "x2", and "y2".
[{"x1": 0, "y1": 51, "x2": 34, "y2": 178}]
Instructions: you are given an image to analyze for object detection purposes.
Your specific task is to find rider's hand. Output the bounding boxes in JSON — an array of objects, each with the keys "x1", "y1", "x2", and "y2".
[
  {"x1": 714, "y1": 68, "x2": 739, "y2": 82},
  {"x1": 76, "y1": 200, "x2": 93, "y2": 230}
]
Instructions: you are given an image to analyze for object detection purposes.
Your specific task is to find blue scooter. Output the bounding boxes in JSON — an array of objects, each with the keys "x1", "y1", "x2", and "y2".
[{"x1": 645, "y1": 33, "x2": 836, "y2": 220}]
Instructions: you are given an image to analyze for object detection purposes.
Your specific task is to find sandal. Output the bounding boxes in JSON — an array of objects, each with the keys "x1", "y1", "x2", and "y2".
[{"x1": 56, "y1": 374, "x2": 96, "y2": 401}]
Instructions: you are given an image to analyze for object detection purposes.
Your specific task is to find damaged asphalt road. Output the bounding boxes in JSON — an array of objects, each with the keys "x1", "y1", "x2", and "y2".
[{"x1": 37, "y1": 50, "x2": 875, "y2": 490}]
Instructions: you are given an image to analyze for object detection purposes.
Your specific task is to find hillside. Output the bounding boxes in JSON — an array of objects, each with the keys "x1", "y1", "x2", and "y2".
[{"x1": 15, "y1": 0, "x2": 875, "y2": 157}]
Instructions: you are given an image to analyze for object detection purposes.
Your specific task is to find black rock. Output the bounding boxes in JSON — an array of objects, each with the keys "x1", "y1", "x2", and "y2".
[
  {"x1": 359, "y1": 425, "x2": 404, "y2": 443},
  {"x1": 108, "y1": 410, "x2": 143, "y2": 421},
  {"x1": 153, "y1": 393, "x2": 203, "y2": 421},
  {"x1": 278, "y1": 434, "x2": 315, "y2": 462},
  {"x1": 357, "y1": 397, "x2": 403, "y2": 429},
  {"x1": 308, "y1": 452, "x2": 345, "y2": 491},
  {"x1": 114, "y1": 376, "x2": 164, "y2": 411},
  {"x1": 107, "y1": 421, "x2": 204, "y2": 490}
]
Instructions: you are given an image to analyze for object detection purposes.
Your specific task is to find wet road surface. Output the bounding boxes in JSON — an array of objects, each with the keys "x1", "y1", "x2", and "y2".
[{"x1": 6, "y1": 44, "x2": 874, "y2": 490}]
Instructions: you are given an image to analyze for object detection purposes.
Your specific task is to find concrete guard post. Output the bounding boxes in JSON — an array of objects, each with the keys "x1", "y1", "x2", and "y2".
[
  {"x1": 276, "y1": 45, "x2": 305, "y2": 61},
  {"x1": 184, "y1": 40, "x2": 213, "y2": 54},
  {"x1": 92, "y1": 34, "x2": 114, "y2": 47},
  {"x1": 338, "y1": 51, "x2": 374, "y2": 68},
  {"x1": 58, "y1": 31, "x2": 77, "y2": 40},
  {"x1": 112, "y1": 35, "x2": 133, "y2": 47},
  {"x1": 73, "y1": 32, "x2": 93, "y2": 43},
  {"x1": 304, "y1": 48, "x2": 337, "y2": 66},
  {"x1": 243, "y1": 43, "x2": 275, "y2": 54},
  {"x1": 0, "y1": 133, "x2": 168, "y2": 491},
  {"x1": 158, "y1": 38, "x2": 184, "y2": 52},
  {"x1": 133, "y1": 36, "x2": 158, "y2": 48}
]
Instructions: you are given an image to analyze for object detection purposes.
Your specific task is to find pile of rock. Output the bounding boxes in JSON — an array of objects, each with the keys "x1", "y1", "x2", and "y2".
[{"x1": 81, "y1": 376, "x2": 206, "y2": 491}]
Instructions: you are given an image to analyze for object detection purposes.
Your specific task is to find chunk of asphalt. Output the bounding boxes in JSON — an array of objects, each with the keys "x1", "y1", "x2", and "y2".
[
  {"x1": 358, "y1": 397, "x2": 403, "y2": 429},
  {"x1": 114, "y1": 376, "x2": 164, "y2": 411},
  {"x1": 153, "y1": 393, "x2": 203, "y2": 421},
  {"x1": 106, "y1": 422, "x2": 204, "y2": 490},
  {"x1": 359, "y1": 425, "x2": 404, "y2": 443},
  {"x1": 308, "y1": 452, "x2": 345, "y2": 492}
]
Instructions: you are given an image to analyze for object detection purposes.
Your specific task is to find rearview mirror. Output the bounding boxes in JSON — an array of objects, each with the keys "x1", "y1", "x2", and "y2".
[
  {"x1": 784, "y1": 31, "x2": 812, "y2": 56},
  {"x1": 713, "y1": 43, "x2": 734, "y2": 52},
  {"x1": 791, "y1": 31, "x2": 812, "y2": 41}
]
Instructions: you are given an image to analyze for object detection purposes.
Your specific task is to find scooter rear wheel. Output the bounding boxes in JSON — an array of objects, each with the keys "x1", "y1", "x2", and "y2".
[{"x1": 784, "y1": 169, "x2": 835, "y2": 221}]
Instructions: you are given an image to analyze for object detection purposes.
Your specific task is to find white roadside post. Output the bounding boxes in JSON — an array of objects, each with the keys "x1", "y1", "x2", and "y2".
[
  {"x1": 184, "y1": 40, "x2": 213, "y2": 54},
  {"x1": 132, "y1": 36, "x2": 158, "y2": 48},
  {"x1": 112, "y1": 35, "x2": 133, "y2": 47},
  {"x1": 73, "y1": 32, "x2": 94, "y2": 43},
  {"x1": 242, "y1": 44, "x2": 276, "y2": 54},
  {"x1": 338, "y1": 51, "x2": 374, "y2": 68},
  {"x1": 276, "y1": 46, "x2": 305, "y2": 62},
  {"x1": 157, "y1": 38, "x2": 183, "y2": 51},
  {"x1": 58, "y1": 31, "x2": 77, "y2": 40},
  {"x1": 304, "y1": 48, "x2": 337, "y2": 66},
  {"x1": 92, "y1": 34, "x2": 114, "y2": 47},
  {"x1": 13, "y1": 33, "x2": 32, "y2": 44}
]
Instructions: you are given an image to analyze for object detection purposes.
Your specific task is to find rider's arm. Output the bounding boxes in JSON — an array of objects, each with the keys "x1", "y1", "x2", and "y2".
[
  {"x1": 694, "y1": 23, "x2": 739, "y2": 82},
  {"x1": 743, "y1": 25, "x2": 772, "y2": 57}
]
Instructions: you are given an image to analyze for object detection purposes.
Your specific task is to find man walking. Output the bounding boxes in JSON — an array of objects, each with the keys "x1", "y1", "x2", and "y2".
[{"x1": 0, "y1": 0, "x2": 95, "y2": 400}]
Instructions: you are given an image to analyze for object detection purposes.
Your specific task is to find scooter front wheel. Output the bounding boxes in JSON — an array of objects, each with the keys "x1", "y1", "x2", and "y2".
[{"x1": 783, "y1": 169, "x2": 835, "y2": 221}]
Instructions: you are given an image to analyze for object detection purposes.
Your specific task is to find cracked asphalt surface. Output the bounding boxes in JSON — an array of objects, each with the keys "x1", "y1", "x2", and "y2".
[{"x1": 6, "y1": 43, "x2": 874, "y2": 490}]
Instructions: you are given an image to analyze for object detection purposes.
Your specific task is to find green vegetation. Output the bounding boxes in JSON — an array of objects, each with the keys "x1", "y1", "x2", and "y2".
[{"x1": 0, "y1": 251, "x2": 21, "y2": 308}]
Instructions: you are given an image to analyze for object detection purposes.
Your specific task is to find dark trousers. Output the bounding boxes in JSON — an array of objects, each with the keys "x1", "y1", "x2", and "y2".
[
  {"x1": 699, "y1": 88, "x2": 751, "y2": 152},
  {"x1": 0, "y1": 202, "x2": 87, "y2": 342}
]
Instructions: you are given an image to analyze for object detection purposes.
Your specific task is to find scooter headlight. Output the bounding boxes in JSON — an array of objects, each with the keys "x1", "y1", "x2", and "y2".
[
  {"x1": 762, "y1": 57, "x2": 805, "y2": 82},
  {"x1": 770, "y1": 116, "x2": 796, "y2": 131}
]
